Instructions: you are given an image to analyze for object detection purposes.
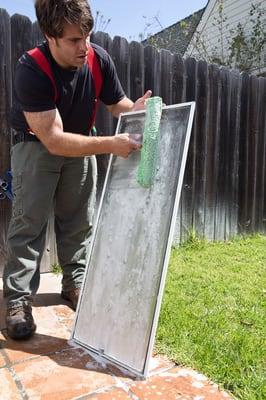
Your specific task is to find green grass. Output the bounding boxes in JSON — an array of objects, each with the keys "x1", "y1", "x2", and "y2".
[
  {"x1": 51, "y1": 263, "x2": 62, "y2": 275},
  {"x1": 156, "y1": 234, "x2": 266, "y2": 400}
]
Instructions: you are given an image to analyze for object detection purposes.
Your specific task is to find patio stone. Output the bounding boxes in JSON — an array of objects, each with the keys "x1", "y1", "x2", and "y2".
[
  {"x1": 0, "y1": 351, "x2": 7, "y2": 367},
  {"x1": 0, "y1": 368, "x2": 22, "y2": 400},
  {"x1": 130, "y1": 366, "x2": 232, "y2": 400},
  {"x1": 13, "y1": 347, "x2": 115, "y2": 400},
  {"x1": 89, "y1": 387, "x2": 133, "y2": 399}
]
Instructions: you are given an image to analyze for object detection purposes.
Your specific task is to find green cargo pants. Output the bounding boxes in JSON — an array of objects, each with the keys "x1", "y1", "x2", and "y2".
[{"x1": 3, "y1": 141, "x2": 97, "y2": 308}]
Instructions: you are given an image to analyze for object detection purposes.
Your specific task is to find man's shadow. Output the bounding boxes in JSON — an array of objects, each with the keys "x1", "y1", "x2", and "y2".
[
  {"x1": 33, "y1": 292, "x2": 68, "y2": 307},
  {"x1": 0, "y1": 289, "x2": 132, "y2": 379}
]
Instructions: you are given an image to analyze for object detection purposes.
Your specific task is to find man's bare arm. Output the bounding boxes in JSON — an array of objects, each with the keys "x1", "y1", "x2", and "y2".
[
  {"x1": 24, "y1": 108, "x2": 140, "y2": 158},
  {"x1": 107, "y1": 90, "x2": 152, "y2": 118}
]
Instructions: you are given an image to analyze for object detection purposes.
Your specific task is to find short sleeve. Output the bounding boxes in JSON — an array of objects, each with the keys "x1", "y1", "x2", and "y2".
[
  {"x1": 14, "y1": 56, "x2": 56, "y2": 112},
  {"x1": 98, "y1": 50, "x2": 125, "y2": 105}
]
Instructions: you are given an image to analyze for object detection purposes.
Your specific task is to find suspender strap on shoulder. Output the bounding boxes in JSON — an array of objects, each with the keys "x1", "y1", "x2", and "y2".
[
  {"x1": 27, "y1": 48, "x2": 58, "y2": 103},
  {"x1": 26, "y1": 45, "x2": 103, "y2": 134},
  {"x1": 87, "y1": 46, "x2": 103, "y2": 131}
]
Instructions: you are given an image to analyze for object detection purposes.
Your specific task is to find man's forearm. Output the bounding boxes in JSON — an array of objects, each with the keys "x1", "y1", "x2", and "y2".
[
  {"x1": 46, "y1": 130, "x2": 114, "y2": 157},
  {"x1": 107, "y1": 96, "x2": 134, "y2": 118}
]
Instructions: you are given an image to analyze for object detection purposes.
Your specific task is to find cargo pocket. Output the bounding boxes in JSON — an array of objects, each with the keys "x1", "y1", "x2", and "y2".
[{"x1": 12, "y1": 174, "x2": 23, "y2": 218}]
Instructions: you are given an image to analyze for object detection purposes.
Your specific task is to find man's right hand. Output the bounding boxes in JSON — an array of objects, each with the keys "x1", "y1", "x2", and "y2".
[
  {"x1": 110, "y1": 134, "x2": 142, "y2": 158},
  {"x1": 23, "y1": 108, "x2": 142, "y2": 158}
]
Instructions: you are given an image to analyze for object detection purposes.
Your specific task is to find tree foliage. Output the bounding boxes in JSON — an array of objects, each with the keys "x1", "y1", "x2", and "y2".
[
  {"x1": 142, "y1": 1, "x2": 265, "y2": 75},
  {"x1": 186, "y1": 1, "x2": 265, "y2": 74}
]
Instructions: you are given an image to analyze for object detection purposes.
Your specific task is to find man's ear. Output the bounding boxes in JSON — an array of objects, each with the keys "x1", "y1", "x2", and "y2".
[{"x1": 45, "y1": 34, "x2": 56, "y2": 45}]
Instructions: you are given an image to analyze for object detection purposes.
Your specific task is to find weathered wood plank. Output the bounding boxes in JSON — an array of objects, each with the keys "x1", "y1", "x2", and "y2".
[
  {"x1": 172, "y1": 53, "x2": 186, "y2": 104},
  {"x1": 144, "y1": 45, "x2": 160, "y2": 95},
  {"x1": 256, "y1": 78, "x2": 266, "y2": 232},
  {"x1": 203, "y1": 63, "x2": 220, "y2": 241},
  {"x1": 238, "y1": 72, "x2": 250, "y2": 232},
  {"x1": 11, "y1": 14, "x2": 32, "y2": 80},
  {"x1": 0, "y1": 9, "x2": 12, "y2": 276},
  {"x1": 172, "y1": 54, "x2": 186, "y2": 243},
  {"x1": 129, "y1": 41, "x2": 144, "y2": 102},
  {"x1": 159, "y1": 49, "x2": 173, "y2": 106},
  {"x1": 180, "y1": 57, "x2": 197, "y2": 242},
  {"x1": 32, "y1": 21, "x2": 44, "y2": 46},
  {"x1": 112, "y1": 36, "x2": 130, "y2": 94},
  {"x1": 247, "y1": 75, "x2": 259, "y2": 233},
  {"x1": 216, "y1": 67, "x2": 231, "y2": 240},
  {"x1": 193, "y1": 59, "x2": 209, "y2": 239},
  {"x1": 227, "y1": 69, "x2": 241, "y2": 238}
]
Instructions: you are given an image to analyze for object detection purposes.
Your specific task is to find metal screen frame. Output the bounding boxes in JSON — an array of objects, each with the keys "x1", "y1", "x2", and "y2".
[{"x1": 71, "y1": 102, "x2": 195, "y2": 378}]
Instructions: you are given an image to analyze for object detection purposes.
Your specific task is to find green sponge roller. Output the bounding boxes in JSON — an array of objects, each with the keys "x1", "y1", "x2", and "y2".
[{"x1": 137, "y1": 96, "x2": 163, "y2": 187}]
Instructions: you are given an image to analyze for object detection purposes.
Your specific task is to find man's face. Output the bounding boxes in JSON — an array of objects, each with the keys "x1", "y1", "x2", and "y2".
[{"x1": 47, "y1": 23, "x2": 91, "y2": 69}]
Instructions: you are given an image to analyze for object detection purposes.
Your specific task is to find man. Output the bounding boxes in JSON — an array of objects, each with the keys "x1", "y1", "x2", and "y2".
[{"x1": 3, "y1": 0, "x2": 151, "y2": 340}]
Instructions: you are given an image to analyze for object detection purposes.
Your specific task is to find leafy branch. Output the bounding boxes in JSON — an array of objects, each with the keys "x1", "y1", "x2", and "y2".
[{"x1": 188, "y1": 1, "x2": 265, "y2": 73}]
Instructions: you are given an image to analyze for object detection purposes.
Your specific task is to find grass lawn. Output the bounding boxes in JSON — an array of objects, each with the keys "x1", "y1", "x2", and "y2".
[{"x1": 156, "y1": 234, "x2": 266, "y2": 400}]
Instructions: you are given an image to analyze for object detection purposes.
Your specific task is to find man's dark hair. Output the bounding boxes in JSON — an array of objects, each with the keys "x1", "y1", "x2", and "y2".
[{"x1": 35, "y1": 0, "x2": 94, "y2": 38}]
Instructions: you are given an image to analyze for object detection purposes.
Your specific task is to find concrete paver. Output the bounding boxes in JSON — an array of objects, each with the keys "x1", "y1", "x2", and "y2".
[
  {"x1": 89, "y1": 387, "x2": 133, "y2": 399},
  {"x1": 0, "y1": 273, "x2": 234, "y2": 400},
  {"x1": 0, "y1": 368, "x2": 22, "y2": 400},
  {"x1": 0, "y1": 351, "x2": 6, "y2": 367},
  {"x1": 13, "y1": 347, "x2": 116, "y2": 400},
  {"x1": 130, "y1": 367, "x2": 232, "y2": 400}
]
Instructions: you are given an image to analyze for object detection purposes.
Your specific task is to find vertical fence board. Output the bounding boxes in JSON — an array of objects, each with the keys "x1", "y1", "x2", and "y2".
[
  {"x1": 32, "y1": 21, "x2": 44, "y2": 46},
  {"x1": 194, "y1": 60, "x2": 209, "y2": 238},
  {"x1": 181, "y1": 57, "x2": 197, "y2": 241},
  {"x1": 144, "y1": 45, "x2": 160, "y2": 95},
  {"x1": 203, "y1": 64, "x2": 220, "y2": 241},
  {"x1": 0, "y1": 9, "x2": 12, "y2": 276},
  {"x1": 173, "y1": 55, "x2": 186, "y2": 243},
  {"x1": 112, "y1": 36, "x2": 130, "y2": 95},
  {"x1": 159, "y1": 49, "x2": 173, "y2": 105},
  {"x1": 172, "y1": 53, "x2": 186, "y2": 104},
  {"x1": 215, "y1": 67, "x2": 230, "y2": 240},
  {"x1": 248, "y1": 76, "x2": 260, "y2": 232},
  {"x1": 10, "y1": 15, "x2": 32, "y2": 80},
  {"x1": 129, "y1": 41, "x2": 144, "y2": 102},
  {"x1": 238, "y1": 72, "x2": 250, "y2": 232},
  {"x1": 256, "y1": 78, "x2": 266, "y2": 232},
  {"x1": 228, "y1": 70, "x2": 241, "y2": 238}
]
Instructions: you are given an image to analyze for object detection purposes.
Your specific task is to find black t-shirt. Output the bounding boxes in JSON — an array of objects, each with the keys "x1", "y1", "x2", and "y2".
[{"x1": 11, "y1": 41, "x2": 125, "y2": 135}]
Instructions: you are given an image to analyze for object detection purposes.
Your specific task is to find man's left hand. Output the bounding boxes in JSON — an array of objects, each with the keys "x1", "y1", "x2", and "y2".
[{"x1": 132, "y1": 90, "x2": 152, "y2": 112}]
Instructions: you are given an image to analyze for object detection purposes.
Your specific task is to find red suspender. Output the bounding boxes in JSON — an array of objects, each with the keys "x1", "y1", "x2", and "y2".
[
  {"x1": 27, "y1": 48, "x2": 58, "y2": 102},
  {"x1": 87, "y1": 45, "x2": 103, "y2": 130},
  {"x1": 26, "y1": 45, "x2": 102, "y2": 132}
]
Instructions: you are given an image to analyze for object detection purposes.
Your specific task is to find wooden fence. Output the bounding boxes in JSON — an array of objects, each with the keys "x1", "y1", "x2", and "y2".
[{"x1": 0, "y1": 9, "x2": 266, "y2": 275}]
